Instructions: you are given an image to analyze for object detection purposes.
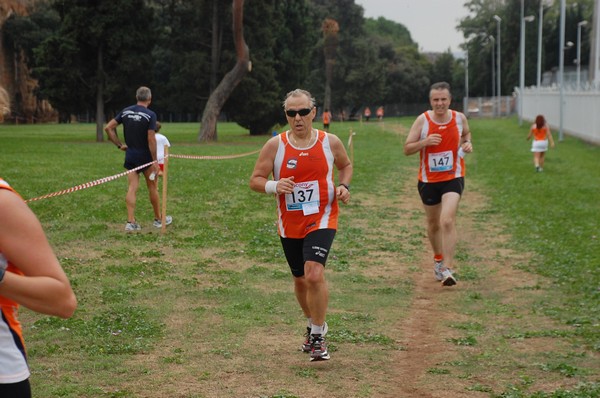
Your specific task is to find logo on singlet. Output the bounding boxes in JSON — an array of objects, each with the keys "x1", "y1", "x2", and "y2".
[{"x1": 287, "y1": 158, "x2": 298, "y2": 169}]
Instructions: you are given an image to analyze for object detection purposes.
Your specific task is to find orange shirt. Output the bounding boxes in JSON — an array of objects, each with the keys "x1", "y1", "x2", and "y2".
[
  {"x1": 323, "y1": 111, "x2": 331, "y2": 124},
  {"x1": 531, "y1": 125, "x2": 549, "y2": 141},
  {"x1": 273, "y1": 130, "x2": 339, "y2": 238},
  {"x1": 418, "y1": 111, "x2": 466, "y2": 183},
  {"x1": 0, "y1": 178, "x2": 30, "y2": 384}
]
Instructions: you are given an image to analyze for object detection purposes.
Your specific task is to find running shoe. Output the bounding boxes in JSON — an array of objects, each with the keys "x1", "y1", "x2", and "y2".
[
  {"x1": 125, "y1": 221, "x2": 141, "y2": 231},
  {"x1": 441, "y1": 269, "x2": 457, "y2": 286},
  {"x1": 310, "y1": 334, "x2": 330, "y2": 361},
  {"x1": 301, "y1": 327, "x2": 312, "y2": 353},
  {"x1": 434, "y1": 260, "x2": 444, "y2": 281},
  {"x1": 153, "y1": 215, "x2": 173, "y2": 228}
]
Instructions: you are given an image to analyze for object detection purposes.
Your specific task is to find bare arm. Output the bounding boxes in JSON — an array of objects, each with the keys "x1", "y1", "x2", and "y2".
[
  {"x1": 249, "y1": 137, "x2": 296, "y2": 194},
  {"x1": 0, "y1": 190, "x2": 77, "y2": 318},
  {"x1": 148, "y1": 129, "x2": 158, "y2": 161},
  {"x1": 404, "y1": 114, "x2": 440, "y2": 155},
  {"x1": 105, "y1": 119, "x2": 126, "y2": 151},
  {"x1": 546, "y1": 124, "x2": 555, "y2": 147},
  {"x1": 526, "y1": 124, "x2": 534, "y2": 141},
  {"x1": 459, "y1": 112, "x2": 473, "y2": 153},
  {"x1": 328, "y1": 133, "x2": 353, "y2": 204}
]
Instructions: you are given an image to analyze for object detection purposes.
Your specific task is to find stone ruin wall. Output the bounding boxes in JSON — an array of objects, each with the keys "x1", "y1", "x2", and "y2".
[{"x1": 1, "y1": 0, "x2": 57, "y2": 123}]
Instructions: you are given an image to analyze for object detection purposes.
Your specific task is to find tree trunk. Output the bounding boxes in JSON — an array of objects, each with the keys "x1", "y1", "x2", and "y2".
[
  {"x1": 322, "y1": 19, "x2": 339, "y2": 113},
  {"x1": 209, "y1": 0, "x2": 221, "y2": 93},
  {"x1": 95, "y1": 45, "x2": 105, "y2": 142},
  {"x1": 198, "y1": 0, "x2": 250, "y2": 142}
]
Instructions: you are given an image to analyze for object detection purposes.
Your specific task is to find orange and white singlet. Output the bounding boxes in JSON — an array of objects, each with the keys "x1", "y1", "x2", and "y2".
[
  {"x1": 0, "y1": 178, "x2": 30, "y2": 384},
  {"x1": 273, "y1": 130, "x2": 339, "y2": 239},
  {"x1": 418, "y1": 110, "x2": 465, "y2": 183},
  {"x1": 531, "y1": 125, "x2": 549, "y2": 141}
]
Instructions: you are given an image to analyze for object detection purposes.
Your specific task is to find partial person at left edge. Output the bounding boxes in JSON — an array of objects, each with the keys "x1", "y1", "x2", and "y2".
[
  {"x1": 105, "y1": 86, "x2": 172, "y2": 231},
  {"x1": 0, "y1": 86, "x2": 78, "y2": 398}
]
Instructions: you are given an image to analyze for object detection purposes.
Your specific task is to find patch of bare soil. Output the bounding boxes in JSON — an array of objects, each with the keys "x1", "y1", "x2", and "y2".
[{"x1": 117, "y1": 124, "x2": 598, "y2": 397}]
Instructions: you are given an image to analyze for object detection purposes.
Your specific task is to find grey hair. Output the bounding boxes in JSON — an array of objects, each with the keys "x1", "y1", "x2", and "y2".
[
  {"x1": 282, "y1": 89, "x2": 316, "y2": 109},
  {"x1": 136, "y1": 86, "x2": 152, "y2": 102},
  {"x1": 429, "y1": 81, "x2": 452, "y2": 98}
]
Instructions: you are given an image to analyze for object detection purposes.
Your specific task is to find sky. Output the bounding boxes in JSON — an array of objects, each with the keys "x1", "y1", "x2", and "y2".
[{"x1": 354, "y1": 0, "x2": 470, "y2": 54}]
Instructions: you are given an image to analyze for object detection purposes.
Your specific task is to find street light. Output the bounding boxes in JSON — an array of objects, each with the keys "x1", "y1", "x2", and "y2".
[
  {"x1": 559, "y1": 0, "x2": 566, "y2": 141},
  {"x1": 537, "y1": 1, "x2": 544, "y2": 89},
  {"x1": 519, "y1": 14, "x2": 535, "y2": 125},
  {"x1": 577, "y1": 20, "x2": 588, "y2": 89},
  {"x1": 488, "y1": 36, "x2": 496, "y2": 105},
  {"x1": 464, "y1": 47, "x2": 469, "y2": 116},
  {"x1": 493, "y1": 15, "x2": 501, "y2": 116}
]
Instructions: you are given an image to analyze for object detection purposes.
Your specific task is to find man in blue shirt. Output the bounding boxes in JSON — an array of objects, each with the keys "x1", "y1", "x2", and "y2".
[{"x1": 105, "y1": 86, "x2": 172, "y2": 231}]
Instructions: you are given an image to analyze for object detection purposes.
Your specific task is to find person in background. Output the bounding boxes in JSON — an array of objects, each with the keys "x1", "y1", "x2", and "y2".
[
  {"x1": 404, "y1": 82, "x2": 473, "y2": 287},
  {"x1": 105, "y1": 86, "x2": 172, "y2": 231},
  {"x1": 155, "y1": 122, "x2": 171, "y2": 177},
  {"x1": 527, "y1": 114, "x2": 555, "y2": 172},
  {"x1": 376, "y1": 106, "x2": 384, "y2": 121},
  {"x1": 250, "y1": 89, "x2": 352, "y2": 362},
  {"x1": 322, "y1": 109, "x2": 332, "y2": 131},
  {"x1": 0, "y1": 86, "x2": 77, "y2": 398},
  {"x1": 363, "y1": 106, "x2": 371, "y2": 122}
]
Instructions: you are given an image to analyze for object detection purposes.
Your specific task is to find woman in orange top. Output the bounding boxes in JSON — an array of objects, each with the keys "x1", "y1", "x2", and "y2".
[
  {"x1": 322, "y1": 109, "x2": 332, "y2": 130},
  {"x1": 527, "y1": 114, "x2": 555, "y2": 172}
]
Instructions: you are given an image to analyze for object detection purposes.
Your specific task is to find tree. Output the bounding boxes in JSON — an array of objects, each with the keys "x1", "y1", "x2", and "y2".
[
  {"x1": 32, "y1": 0, "x2": 156, "y2": 140},
  {"x1": 322, "y1": 18, "x2": 339, "y2": 112},
  {"x1": 221, "y1": 0, "x2": 319, "y2": 135},
  {"x1": 363, "y1": 15, "x2": 431, "y2": 105},
  {"x1": 151, "y1": 0, "x2": 214, "y2": 121},
  {"x1": 382, "y1": 45, "x2": 430, "y2": 105},
  {"x1": 306, "y1": 0, "x2": 386, "y2": 116},
  {"x1": 199, "y1": 0, "x2": 250, "y2": 141}
]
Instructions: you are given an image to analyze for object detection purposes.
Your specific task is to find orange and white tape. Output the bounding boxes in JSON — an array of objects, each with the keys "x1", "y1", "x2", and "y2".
[
  {"x1": 24, "y1": 149, "x2": 261, "y2": 203},
  {"x1": 25, "y1": 160, "x2": 157, "y2": 203},
  {"x1": 169, "y1": 149, "x2": 260, "y2": 160}
]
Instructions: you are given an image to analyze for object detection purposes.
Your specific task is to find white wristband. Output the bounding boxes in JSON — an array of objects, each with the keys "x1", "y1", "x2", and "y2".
[{"x1": 265, "y1": 180, "x2": 278, "y2": 194}]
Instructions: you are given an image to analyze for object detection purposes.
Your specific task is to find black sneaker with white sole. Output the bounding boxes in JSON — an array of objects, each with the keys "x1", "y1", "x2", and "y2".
[
  {"x1": 310, "y1": 334, "x2": 330, "y2": 361},
  {"x1": 301, "y1": 327, "x2": 312, "y2": 353}
]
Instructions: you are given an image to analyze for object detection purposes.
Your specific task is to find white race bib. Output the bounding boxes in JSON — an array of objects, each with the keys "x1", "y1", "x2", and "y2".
[
  {"x1": 428, "y1": 150, "x2": 453, "y2": 172},
  {"x1": 284, "y1": 180, "x2": 320, "y2": 215}
]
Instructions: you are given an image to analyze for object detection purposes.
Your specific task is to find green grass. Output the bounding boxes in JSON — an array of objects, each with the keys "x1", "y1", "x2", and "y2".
[{"x1": 0, "y1": 118, "x2": 599, "y2": 397}]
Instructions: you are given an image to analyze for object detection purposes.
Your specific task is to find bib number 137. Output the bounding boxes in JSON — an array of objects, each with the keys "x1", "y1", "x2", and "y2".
[{"x1": 285, "y1": 180, "x2": 320, "y2": 215}]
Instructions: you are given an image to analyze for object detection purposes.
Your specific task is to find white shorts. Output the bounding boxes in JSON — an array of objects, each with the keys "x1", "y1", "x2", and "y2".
[{"x1": 531, "y1": 139, "x2": 548, "y2": 152}]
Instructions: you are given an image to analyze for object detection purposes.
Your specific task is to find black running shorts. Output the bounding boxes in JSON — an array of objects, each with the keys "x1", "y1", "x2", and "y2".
[
  {"x1": 124, "y1": 148, "x2": 153, "y2": 172},
  {"x1": 417, "y1": 177, "x2": 464, "y2": 206},
  {"x1": 280, "y1": 229, "x2": 336, "y2": 277}
]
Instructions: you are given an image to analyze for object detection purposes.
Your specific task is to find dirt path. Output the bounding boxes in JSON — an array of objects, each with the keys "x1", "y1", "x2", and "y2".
[
  {"x1": 389, "y1": 184, "x2": 493, "y2": 398},
  {"x1": 116, "y1": 123, "x2": 599, "y2": 398}
]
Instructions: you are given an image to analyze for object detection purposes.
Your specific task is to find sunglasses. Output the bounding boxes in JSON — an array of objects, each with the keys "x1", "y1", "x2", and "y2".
[{"x1": 285, "y1": 108, "x2": 312, "y2": 117}]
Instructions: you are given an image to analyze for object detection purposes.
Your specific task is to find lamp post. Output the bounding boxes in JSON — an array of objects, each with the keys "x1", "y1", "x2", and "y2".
[
  {"x1": 577, "y1": 20, "x2": 588, "y2": 89},
  {"x1": 464, "y1": 48, "x2": 469, "y2": 116},
  {"x1": 559, "y1": 0, "x2": 566, "y2": 141},
  {"x1": 493, "y1": 15, "x2": 502, "y2": 116},
  {"x1": 519, "y1": 13, "x2": 535, "y2": 126},
  {"x1": 537, "y1": 1, "x2": 544, "y2": 89},
  {"x1": 489, "y1": 36, "x2": 495, "y2": 104}
]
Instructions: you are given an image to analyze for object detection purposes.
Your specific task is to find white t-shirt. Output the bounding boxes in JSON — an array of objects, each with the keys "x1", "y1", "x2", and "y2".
[{"x1": 156, "y1": 133, "x2": 171, "y2": 164}]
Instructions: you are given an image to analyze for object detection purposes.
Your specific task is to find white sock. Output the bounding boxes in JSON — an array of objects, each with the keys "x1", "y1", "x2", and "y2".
[{"x1": 311, "y1": 322, "x2": 327, "y2": 335}]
